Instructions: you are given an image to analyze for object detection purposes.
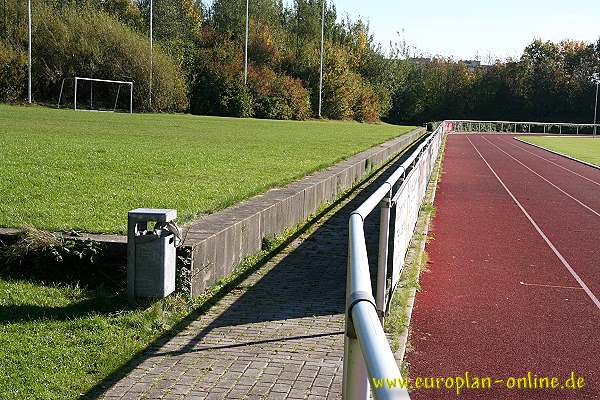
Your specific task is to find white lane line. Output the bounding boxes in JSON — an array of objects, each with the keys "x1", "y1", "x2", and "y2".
[
  {"x1": 481, "y1": 136, "x2": 600, "y2": 218},
  {"x1": 500, "y1": 138, "x2": 600, "y2": 187},
  {"x1": 466, "y1": 136, "x2": 600, "y2": 311},
  {"x1": 519, "y1": 281, "x2": 583, "y2": 290}
]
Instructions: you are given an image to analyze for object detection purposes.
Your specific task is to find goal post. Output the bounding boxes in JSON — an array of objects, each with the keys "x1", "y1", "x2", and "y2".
[{"x1": 58, "y1": 77, "x2": 133, "y2": 113}]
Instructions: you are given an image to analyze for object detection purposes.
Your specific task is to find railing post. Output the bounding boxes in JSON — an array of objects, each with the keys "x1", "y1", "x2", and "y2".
[
  {"x1": 376, "y1": 193, "x2": 392, "y2": 324},
  {"x1": 343, "y1": 333, "x2": 369, "y2": 400},
  {"x1": 343, "y1": 215, "x2": 371, "y2": 400}
]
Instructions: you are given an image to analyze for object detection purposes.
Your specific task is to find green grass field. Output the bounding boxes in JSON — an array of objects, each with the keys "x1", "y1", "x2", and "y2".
[
  {"x1": 0, "y1": 222, "x2": 290, "y2": 399},
  {"x1": 0, "y1": 104, "x2": 414, "y2": 234},
  {"x1": 0, "y1": 278, "x2": 194, "y2": 400},
  {"x1": 521, "y1": 136, "x2": 600, "y2": 166}
]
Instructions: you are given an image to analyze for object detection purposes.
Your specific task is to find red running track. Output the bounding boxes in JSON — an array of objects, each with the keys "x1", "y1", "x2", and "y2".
[{"x1": 406, "y1": 134, "x2": 600, "y2": 399}]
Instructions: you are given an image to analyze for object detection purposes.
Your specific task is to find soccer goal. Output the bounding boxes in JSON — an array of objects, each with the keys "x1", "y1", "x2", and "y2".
[{"x1": 57, "y1": 77, "x2": 133, "y2": 113}]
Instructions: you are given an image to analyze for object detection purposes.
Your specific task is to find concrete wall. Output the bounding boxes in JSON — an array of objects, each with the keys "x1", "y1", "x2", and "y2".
[{"x1": 182, "y1": 128, "x2": 425, "y2": 296}]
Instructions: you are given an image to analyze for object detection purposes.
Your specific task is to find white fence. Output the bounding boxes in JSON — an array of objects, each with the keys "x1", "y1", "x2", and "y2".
[
  {"x1": 343, "y1": 125, "x2": 443, "y2": 400},
  {"x1": 444, "y1": 119, "x2": 599, "y2": 135}
]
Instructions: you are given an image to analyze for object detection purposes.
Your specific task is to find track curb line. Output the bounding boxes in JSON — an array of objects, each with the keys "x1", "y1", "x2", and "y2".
[{"x1": 514, "y1": 137, "x2": 600, "y2": 171}]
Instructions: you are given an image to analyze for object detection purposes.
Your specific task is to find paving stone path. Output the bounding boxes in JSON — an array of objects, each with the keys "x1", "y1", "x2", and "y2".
[{"x1": 93, "y1": 150, "x2": 414, "y2": 400}]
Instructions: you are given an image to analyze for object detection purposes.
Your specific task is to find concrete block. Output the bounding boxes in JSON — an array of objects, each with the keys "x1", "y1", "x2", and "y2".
[
  {"x1": 291, "y1": 192, "x2": 306, "y2": 227},
  {"x1": 312, "y1": 180, "x2": 324, "y2": 211},
  {"x1": 303, "y1": 184, "x2": 318, "y2": 219},
  {"x1": 324, "y1": 176, "x2": 336, "y2": 203},
  {"x1": 239, "y1": 212, "x2": 262, "y2": 256},
  {"x1": 260, "y1": 204, "x2": 278, "y2": 238},
  {"x1": 335, "y1": 169, "x2": 348, "y2": 193},
  {"x1": 190, "y1": 235, "x2": 217, "y2": 296},
  {"x1": 230, "y1": 221, "x2": 243, "y2": 268},
  {"x1": 274, "y1": 195, "x2": 291, "y2": 232},
  {"x1": 213, "y1": 226, "x2": 233, "y2": 278}
]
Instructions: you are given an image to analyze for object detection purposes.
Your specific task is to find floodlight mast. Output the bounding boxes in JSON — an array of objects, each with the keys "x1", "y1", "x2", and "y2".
[
  {"x1": 318, "y1": 0, "x2": 325, "y2": 118},
  {"x1": 27, "y1": 0, "x2": 31, "y2": 103},
  {"x1": 244, "y1": 0, "x2": 249, "y2": 85},
  {"x1": 149, "y1": 0, "x2": 153, "y2": 109},
  {"x1": 593, "y1": 73, "x2": 599, "y2": 138}
]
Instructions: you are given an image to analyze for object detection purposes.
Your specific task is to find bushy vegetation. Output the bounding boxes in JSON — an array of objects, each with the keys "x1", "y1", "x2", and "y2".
[
  {"x1": 32, "y1": 4, "x2": 188, "y2": 112},
  {"x1": 0, "y1": 42, "x2": 27, "y2": 102},
  {"x1": 0, "y1": 0, "x2": 392, "y2": 120},
  {"x1": 1, "y1": 0, "x2": 599, "y2": 122},
  {"x1": 386, "y1": 39, "x2": 600, "y2": 124},
  {"x1": 1, "y1": 0, "x2": 188, "y2": 112}
]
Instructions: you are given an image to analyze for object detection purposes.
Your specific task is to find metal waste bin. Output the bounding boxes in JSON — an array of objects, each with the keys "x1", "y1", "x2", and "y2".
[{"x1": 127, "y1": 208, "x2": 179, "y2": 299}]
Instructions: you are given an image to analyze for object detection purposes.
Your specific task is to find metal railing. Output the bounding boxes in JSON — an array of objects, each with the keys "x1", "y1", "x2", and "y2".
[
  {"x1": 445, "y1": 119, "x2": 599, "y2": 135},
  {"x1": 343, "y1": 126, "x2": 443, "y2": 399}
]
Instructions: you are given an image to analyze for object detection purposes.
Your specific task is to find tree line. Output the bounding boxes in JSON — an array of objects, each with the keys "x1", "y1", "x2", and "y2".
[
  {"x1": 1, "y1": 0, "x2": 599, "y2": 124},
  {"x1": 388, "y1": 40, "x2": 600, "y2": 125}
]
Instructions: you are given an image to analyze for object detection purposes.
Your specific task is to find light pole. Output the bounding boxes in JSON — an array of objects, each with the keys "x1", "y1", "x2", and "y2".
[
  {"x1": 27, "y1": 0, "x2": 31, "y2": 103},
  {"x1": 592, "y1": 72, "x2": 600, "y2": 138},
  {"x1": 149, "y1": 0, "x2": 153, "y2": 109},
  {"x1": 318, "y1": 0, "x2": 325, "y2": 118},
  {"x1": 244, "y1": 0, "x2": 249, "y2": 85}
]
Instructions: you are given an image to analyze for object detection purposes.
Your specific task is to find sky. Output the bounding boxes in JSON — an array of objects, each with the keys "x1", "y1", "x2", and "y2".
[{"x1": 328, "y1": 0, "x2": 600, "y2": 61}]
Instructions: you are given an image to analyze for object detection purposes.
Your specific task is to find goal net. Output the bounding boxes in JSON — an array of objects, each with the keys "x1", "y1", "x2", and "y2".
[{"x1": 57, "y1": 77, "x2": 133, "y2": 113}]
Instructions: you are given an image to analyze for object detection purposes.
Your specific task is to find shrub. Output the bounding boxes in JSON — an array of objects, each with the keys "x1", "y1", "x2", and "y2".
[
  {"x1": 247, "y1": 65, "x2": 311, "y2": 120},
  {"x1": 279, "y1": 74, "x2": 311, "y2": 120},
  {"x1": 0, "y1": 227, "x2": 123, "y2": 288},
  {"x1": 0, "y1": 42, "x2": 26, "y2": 103},
  {"x1": 248, "y1": 20, "x2": 282, "y2": 67},
  {"x1": 319, "y1": 44, "x2": 382, "y2": 121},
  {"x1": 191, "y1": 69, "x2": 254, "y2": 118},
  {"x1": 189, "y1": 31, "x2": 254, "y2": 117},
  {"x1": 31, "y1": 5, "x2": 188, "y2": 112},
  {"x1": 190, "y1": 27, "x2": 310, "y2": 121},
  {"x1": 353, "y1": 82, "x2": 380, "y2": 123},
  {"x1": 247, "y1": 65, "x2": 279, "y2": 118}
]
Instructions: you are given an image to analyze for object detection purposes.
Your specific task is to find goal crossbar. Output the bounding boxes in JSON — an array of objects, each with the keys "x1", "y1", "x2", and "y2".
[{"x1": 58, "y1": 77, "x2": 133, "y2": 113}]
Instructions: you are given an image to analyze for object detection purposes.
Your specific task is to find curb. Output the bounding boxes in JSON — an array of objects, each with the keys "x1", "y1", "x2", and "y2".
[{"x1": 514, "y1": 137, "x2": 600, "y2": 171}]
